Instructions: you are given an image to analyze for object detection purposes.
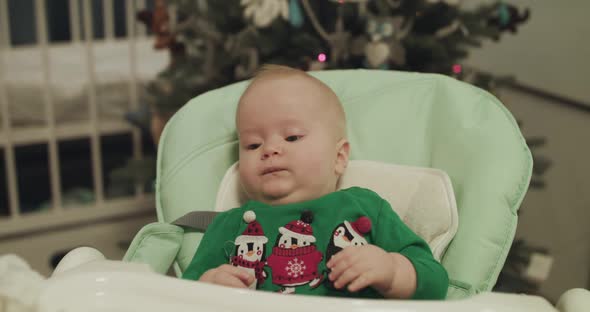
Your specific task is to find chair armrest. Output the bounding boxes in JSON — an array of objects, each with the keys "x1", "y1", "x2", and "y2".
[
  {"x1": 123, "y1": 222, "x2": 184, "y2": 274},
  {"x1": 556, "y1": 288, "x2": 590, "y2": 312},
  {"x1": 52, "y1": 247, "x2": 106, "y2": 277}
]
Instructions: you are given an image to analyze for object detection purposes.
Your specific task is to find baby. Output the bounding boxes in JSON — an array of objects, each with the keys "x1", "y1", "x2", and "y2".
[{"x1": 182, "y1": 65, "x2": 448, "y2": 299}]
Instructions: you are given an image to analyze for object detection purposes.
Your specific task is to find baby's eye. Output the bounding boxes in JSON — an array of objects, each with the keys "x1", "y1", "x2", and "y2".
[
  {"x1": 247, "y1": 143, "x2": 260, "y2": 150},
  {"x1": 285, "y1": 135, "x2": 301, "y2": 142}
]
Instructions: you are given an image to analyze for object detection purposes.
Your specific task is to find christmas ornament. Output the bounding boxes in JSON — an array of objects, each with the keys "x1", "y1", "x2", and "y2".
[
  {"x1": 288, "y1": 0, "x2": 304, "y2": 28},
  {"x1": 488, "y1": 3, "x2": 530, "y2": 35},
  {"x1": 241, "y1": 0, "x2": 289, "y2": 28},
  {"x1": 136, "y1": 0, "x2": 184, "y2": 64},
  {"x1": 363, "y1": 15, "x2": 412, "y2": 68}
]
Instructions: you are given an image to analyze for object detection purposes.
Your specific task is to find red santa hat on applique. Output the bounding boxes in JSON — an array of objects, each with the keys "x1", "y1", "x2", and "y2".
[
  {"x1": 278, "y1": 210, "x2": 316, "y2": 243},
  {"x1": 344, "y1": 216, "x2": 372, "y2": 238},
  {"x1": 235, "y1": 211, "x2": 268, "y2": 245}
]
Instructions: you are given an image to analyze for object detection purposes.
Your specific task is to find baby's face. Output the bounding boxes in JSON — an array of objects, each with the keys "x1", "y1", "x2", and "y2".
[{"x1": 237, "y1": 75, "x2": 345, "y2": 205}]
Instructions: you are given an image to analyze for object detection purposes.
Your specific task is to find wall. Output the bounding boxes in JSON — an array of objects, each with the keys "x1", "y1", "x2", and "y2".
[
  {"x1": 497, "y1": 88, "x2": 590, "y2": 302},
  {"x1": 463, "y1": 0, "x2": 590, "y2": 105},
  {"x1": 462, "y1": 0, "x2": 590, "y2": 301}
]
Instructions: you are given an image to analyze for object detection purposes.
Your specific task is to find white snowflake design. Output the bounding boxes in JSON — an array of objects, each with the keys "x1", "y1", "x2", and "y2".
[{"x1": 285, "y1": 258, "x2": 307, "y2": 278}]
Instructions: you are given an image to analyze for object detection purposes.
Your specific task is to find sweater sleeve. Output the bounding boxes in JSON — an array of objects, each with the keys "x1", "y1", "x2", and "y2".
[
  {"x1": 373, "y1": 197, "x2": 449, "y2": 300},
  {"x1": 182, "y1": 211, "x2": 237, "y2": 280}
]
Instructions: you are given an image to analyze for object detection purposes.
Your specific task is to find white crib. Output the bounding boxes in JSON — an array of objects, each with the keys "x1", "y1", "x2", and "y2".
[{"x1": 0, "y1": 0, "x2": 166, "y2": 274}]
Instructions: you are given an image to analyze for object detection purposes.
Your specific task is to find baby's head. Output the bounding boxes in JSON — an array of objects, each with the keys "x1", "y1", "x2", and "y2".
[{"x1": 236, "y1": 65, "x2": 349, "y2": 206}]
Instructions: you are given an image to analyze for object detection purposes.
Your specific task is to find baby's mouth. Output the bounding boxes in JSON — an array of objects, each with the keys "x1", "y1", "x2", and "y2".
[{"x1": 262, "y1": 167, "x2": 286, "y2": 175}]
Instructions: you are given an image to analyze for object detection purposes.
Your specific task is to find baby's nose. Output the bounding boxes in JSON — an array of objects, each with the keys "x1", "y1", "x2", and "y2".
[{"x1": 261, "y1": 146, "x2": 281, "y2": 160}]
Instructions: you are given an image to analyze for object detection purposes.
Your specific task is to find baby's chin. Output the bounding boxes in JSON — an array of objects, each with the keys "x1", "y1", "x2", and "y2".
[
  {"x1": 245, "y1": 187, "x2": 300, "y2": 206},
  {"x1": 257, "y1": 191, "x2": 300, "y2": 206},
  {"x1": 244, "y1": 181, "x2": 336, "y2": 206},
  {"x1": 258, "y1": 189, "x2": 331, "y2": 206}
]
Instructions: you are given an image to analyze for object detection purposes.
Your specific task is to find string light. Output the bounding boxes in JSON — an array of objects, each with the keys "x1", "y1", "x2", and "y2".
[{"x1": 317, "y1": 53, "x2": 327, "y2": 62}]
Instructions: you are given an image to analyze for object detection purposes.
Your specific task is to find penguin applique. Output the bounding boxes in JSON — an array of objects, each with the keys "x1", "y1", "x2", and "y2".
[
  {"x1": 325, "y1": 216, "x2": 372, "y2": 288},
  {"x1": 230, "y1": 211, "x2": 268, "y2": 289},
  {"x1": 266, "y1": 211, "x2": 324, "y2": 294}
]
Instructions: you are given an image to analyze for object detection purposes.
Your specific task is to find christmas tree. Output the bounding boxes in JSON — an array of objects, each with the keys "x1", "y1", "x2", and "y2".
[{"x1": 138, "y1": 0, "x2": 530, "y2": 117}]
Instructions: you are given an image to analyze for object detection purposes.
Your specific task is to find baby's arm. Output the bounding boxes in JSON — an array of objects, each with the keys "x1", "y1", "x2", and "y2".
[
  {"x1": 199, "y1": 264, "x2": 255, "y2": 288},
  {"x1": 329, "y1": 189, "x2": 448, "y2": 299},
  {"x1": 326, "y1": 245, "x2": 416, "y2": 299}
]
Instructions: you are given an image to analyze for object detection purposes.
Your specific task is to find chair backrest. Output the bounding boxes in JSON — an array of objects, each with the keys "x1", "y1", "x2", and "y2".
[{"x1": 155, "y1": 70, "x2": 532, "y2": 298}]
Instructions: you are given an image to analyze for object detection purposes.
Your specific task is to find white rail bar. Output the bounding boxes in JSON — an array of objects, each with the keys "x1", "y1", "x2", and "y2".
[
  {"x1": 82, "y1": 0, "x2": 104, "y2": 204},
  {"x1": 35, "y1": 0, "x2": 63, "y2": 211},
  {"x1": 125, "y1": 1, "x2": 144, "y2": 197},
  {"x1": 103, "y1": 0, "x2": 114, "y2": 40},
  {"x1": 0, "y1": 0, "x2": 10, "y2": 48},
  {"x1": 0, "y1": 120, "x2": 134, "y2": 147},
  {"x1": 136, "y1": 0, "x2": 147, "y2": 37},
  {"x1": 0, "y1": 47, "x2": 19, "y2": 218},
  {"x1": 68, "y1": 0, "x2": 81, "y2": 42}
]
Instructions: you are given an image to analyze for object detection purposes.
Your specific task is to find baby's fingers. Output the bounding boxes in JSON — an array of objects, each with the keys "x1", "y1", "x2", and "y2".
[
  {"x1": 332, "y1": 266, "x2": 362, "y2": 290},
  {"x1": 200, "y1": 264, "x2": 254, "y2": 288},
  {"x1": 347, "y1": 272, "x2": 376, "y2": 292},
  {"x1": 219, "y1": 264, "x2": 255, "y2": 285},
  {"x1": 216, "y1": 270, "x2": 252, "y2": 288},
  {"x1": 327, "y1": 249, "x2": 360, "y2": 279}
]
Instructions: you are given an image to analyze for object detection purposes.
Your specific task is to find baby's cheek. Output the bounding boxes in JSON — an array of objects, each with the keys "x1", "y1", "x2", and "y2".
[
  {"x1": 309, "y1": 158, "x2": 333, "y2": 176},
  {"x1": 239, "y1": 166, "x2": 257, "y2": 191}
]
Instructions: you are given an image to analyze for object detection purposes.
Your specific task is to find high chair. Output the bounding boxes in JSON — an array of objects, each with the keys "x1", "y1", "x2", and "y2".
[{"x1": 43, "y1": 70, "x2": 589, "y2": 311}]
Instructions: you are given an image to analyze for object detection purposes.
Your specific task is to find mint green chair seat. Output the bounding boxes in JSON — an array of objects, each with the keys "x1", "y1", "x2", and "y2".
[{"x1": 124, "y1": 69, "x2": 532, "y2": 299}]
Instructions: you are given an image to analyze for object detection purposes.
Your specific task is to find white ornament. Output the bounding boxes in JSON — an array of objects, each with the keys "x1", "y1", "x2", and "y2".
[
  {"x1": 365, "y1": 42, "x2": 391, "y2": 68},
  {"x1": 241, "y1": 0, "x2": 289, "y2": 28},
  {"x1": 243, "y1": 210, "x2": 256, "y2": 223}
]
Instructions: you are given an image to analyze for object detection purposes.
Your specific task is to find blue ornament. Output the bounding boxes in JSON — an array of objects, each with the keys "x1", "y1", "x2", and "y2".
[
  {"x1": 289, "y1": 0, "x2": 304, "y2": 28},
  {"x1": 498, "y1": 3, "x2": 510, "y2": 26}
]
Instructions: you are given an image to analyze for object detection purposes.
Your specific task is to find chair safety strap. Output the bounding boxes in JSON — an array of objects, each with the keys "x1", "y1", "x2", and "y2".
[{"x1": 172, "y1": 211, "x2": 220, "y2": 232}]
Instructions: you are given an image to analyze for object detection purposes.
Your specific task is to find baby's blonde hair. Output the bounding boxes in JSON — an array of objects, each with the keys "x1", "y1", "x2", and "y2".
[{"x1": 239, "y1": 64, "x2": 347, "y2": 139}]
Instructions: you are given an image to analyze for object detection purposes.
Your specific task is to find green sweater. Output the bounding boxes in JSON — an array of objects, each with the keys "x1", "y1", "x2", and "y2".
[{"x1": 183, "y1": 187, "x2": 448, "y2": 299}]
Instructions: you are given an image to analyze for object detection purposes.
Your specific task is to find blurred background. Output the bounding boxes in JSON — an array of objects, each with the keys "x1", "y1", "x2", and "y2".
[{"x1": 0, "y1": 0, "x2": 588, "y2": 304}]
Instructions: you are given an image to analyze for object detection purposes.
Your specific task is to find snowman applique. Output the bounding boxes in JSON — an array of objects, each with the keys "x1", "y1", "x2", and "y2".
[
  {"x1": 230, "y1": 211, "x2": 268, "y2": 289},
  {"x1": 266, "y1": 211, "x2": 324, "y2": 294},
  {"x1": 325, "y1": 216, "x2": 372, "y2": 288}
]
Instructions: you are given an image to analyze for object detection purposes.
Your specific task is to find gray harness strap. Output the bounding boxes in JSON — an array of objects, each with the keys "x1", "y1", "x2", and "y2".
[{"x1": 172, "y1": 211, "x2": 220, "y2": 232}]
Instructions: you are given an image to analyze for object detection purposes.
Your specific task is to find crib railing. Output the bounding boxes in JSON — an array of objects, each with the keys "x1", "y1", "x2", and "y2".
[{"x1": 0, "y1": 0, "x2": 157, "y2": 238}]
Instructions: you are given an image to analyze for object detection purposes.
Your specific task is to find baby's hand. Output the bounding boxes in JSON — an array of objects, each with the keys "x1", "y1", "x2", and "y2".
[
  {"x1": 199, "y1": 264, "x2": 254, "y2": 288},
  {"x1": 326, "y1": 245, "x2": 416, "y2": 298}
]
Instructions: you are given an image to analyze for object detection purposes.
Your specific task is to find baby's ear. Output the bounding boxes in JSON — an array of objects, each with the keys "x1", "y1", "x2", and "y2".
[{"x1": 334, "y1": 139, "x2": 350, "y2": 176}]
